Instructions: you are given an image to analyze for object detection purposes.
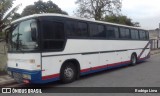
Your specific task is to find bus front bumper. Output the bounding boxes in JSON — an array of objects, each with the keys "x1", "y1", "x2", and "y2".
[{"x1": 7, "y1": 67, "x2": 59, "y2": 84}]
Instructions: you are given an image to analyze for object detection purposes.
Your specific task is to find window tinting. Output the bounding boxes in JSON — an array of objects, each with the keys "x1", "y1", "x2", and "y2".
[
  {"x1": 98, "y1": 25, "x2": 105, "y2": 38},
  {"x1": 66, "y1": 21, "x2": 77, "y2": 37},
  {"x1": 131, "y1": 29, "x2": 139, "y2": 40},
  {"x1": 120, "y1": 28, "x2": 130, "y2": 39},
  {"x1": 43, "y1": 21, "x2": 64, "y2": 39},
  {"x1": 77, "y1": 22, "x2": 88, "y2": 37},
  {"x1": 89, "y1": 24, "x2": 105, "y2": 38},
  {"x1": 106, "y1": 26, "x2": 119, "y2": 39},
  {"x1": 66, "y1": 21, "x2": 88, "y2": 37},
  {"x1": 42, "y1": 21, "x2": 65, "y2": 50},
  {"x1": 145, "y1": 31, "x2": 149, "y2": 40},
  {"x1": 89, "y1": 24, "x2": 98, "y2": 37},
  {"x1": 139, "y1": 30, "x2": 146, "y2": 40}
]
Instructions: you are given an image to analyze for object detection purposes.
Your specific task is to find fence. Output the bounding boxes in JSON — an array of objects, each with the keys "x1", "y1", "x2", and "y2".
[{"x1": 150, "y1": 39, "x2": 160, "y2": 50}]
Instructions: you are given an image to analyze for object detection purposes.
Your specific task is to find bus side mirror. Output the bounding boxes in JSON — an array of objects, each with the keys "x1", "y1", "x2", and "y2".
[{"x1": 30, "y1": 22, "x2": 37, "y2": 41}]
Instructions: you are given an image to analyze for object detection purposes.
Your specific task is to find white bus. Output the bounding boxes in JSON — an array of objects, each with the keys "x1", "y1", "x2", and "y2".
[{"x1": 6, "y1": 14, "x2": 150, "y2": 84}]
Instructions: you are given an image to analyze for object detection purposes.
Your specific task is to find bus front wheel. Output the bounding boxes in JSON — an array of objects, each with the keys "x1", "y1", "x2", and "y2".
[{"x1": 60, "y1": 62, "x2": 77, "y2": 83}]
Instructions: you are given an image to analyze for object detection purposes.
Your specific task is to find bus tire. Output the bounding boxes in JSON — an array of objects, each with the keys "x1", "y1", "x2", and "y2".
[
  {"x1": 130, "y1": 53, "x2": 137, "y2": 66},
  {"x1": 60, "y1": 62, "x2": 77, "y2": 83}
]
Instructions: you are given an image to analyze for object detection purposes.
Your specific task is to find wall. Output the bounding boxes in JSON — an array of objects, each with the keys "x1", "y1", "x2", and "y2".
[
  {"x1": 150, "y1": 39, "x2": 160, "y2": 50},
  {"x1": 0, "y1": 41, "x2": 7, "y2": 71}
]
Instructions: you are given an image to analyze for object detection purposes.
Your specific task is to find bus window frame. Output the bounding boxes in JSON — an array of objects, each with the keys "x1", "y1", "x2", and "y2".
[{"x1": 39, "y1": 17, "x2": 67, "y2": 52}]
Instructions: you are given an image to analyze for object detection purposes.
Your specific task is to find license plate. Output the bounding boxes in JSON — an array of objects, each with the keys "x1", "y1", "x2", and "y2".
[{"x1": 13, "y1": 72, "x2": 23, "y2": 83}]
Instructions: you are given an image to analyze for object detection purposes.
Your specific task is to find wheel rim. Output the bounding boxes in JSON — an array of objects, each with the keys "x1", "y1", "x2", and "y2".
[
  {"x1": 132, "y1": 55, "x2": 136, "y2": 64},
  {"x1": 64, "y1": 67, "x2": 74, "y2": 79}
]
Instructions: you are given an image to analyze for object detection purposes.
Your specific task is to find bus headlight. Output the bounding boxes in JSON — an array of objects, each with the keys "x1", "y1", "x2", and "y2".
[{"x1": 22, "y1": 74, "x2": 31, "y2": 80}]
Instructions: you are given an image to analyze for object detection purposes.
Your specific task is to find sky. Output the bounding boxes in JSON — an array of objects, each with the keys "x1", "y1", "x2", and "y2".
[{"x1": 12, "y1": 0, "x2": 160, "y2": 30}]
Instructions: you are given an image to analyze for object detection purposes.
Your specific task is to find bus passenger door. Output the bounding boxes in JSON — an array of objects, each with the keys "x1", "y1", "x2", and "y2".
[{"x1": 40, "y1": 19, "x2": 66, "y2": 78}]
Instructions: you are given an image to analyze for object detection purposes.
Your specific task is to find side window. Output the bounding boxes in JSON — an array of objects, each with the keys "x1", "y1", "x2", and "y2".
[
  {"x1": 131, "y1": 29, "x2": 139, "y2": 40},
  {"x1": 125, "y1": 29, "x2": 130, "y2": 39},
  {"x1": 120, "y1": 28, "x2": 130, "y2": 39},
  {"x1": 139, "y1": 30, "x2": 146, "y2": 40},
  {"x1": 77, "y1": 22, "x2": 88, "y2": 37},
  {"x1": 145, "y1": 31, "x2": 149, "y2": 40},
  {"x1": 66, "y1": 21, "x2": 88, "y2": 37},
  {"x1": 66, "y1": 20, "x2": 77, "y2": 37},
  {"x1": 106, "y1": 26, "x2": 119, "y2": 39},
  {"x1": 135, "y1": 30, "x2": 139, "y2": 40},
  {"x1": 120, "y1": 28, "x2": 125, "y2": 39},
  {"x1": 89, "y1": 24, "x2": 98, "y2": 37},
  {"x1": 42, "y1": 20, "x2": 65, "y2": 50},
  {"x1": 89, "y1": 24, "x2": 105, "y2": 38},
  {"x1": 98, "y1": 25, "x2": 105, "y2": 38}
]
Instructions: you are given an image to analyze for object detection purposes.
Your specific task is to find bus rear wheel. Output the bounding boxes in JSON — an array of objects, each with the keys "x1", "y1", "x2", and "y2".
[
  {"x1": 131, "y1": 54, "x2": 137, "y2": 66},
  {"x1": 60, "y1": 62, "x2": 77, "y2": 83}
]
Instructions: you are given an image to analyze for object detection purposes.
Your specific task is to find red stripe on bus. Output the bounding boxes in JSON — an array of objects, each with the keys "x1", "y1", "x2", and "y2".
[
  {"x1": 42, "y1": 56, "x2": 148, "y2": 80},
  {"x1": 42, "y1": 73, "x2": 59, "y2": 80},
  {"x1": 81, "y1": 60, "x2": 131, "y2": 72},
  {"x1": 92, "y1": 64, "x2": 108, "y2": 70},
  {"x1": 108, "y1": 61, "x2": 131, "y2": 67},
  {"x1": 81, "y1": 68, "x2": 91, "y2": 73},
  {"x1": 92, "y1": 60, "x2": 131, "y2": 70}
]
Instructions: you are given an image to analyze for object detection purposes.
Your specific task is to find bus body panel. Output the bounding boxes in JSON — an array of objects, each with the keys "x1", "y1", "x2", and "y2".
[
  {"x1": 41, "y1": 39, "x2": 150, "y2": 81},
  {"x1": 7, "y1": 53, "x2": 41, "y2": 71}
]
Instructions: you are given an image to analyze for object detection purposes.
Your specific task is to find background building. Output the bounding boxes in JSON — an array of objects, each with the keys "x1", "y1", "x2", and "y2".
[{"x1": 149, "y1": 28, "x2": 160, "y2": 49}]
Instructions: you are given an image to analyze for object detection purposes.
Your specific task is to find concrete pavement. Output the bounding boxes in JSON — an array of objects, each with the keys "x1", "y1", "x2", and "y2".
[{"x1": 0, "y1": 75, "x2": 15, "y2": 87}]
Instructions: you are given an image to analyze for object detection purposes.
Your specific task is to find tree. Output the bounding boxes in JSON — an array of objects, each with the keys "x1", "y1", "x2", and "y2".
[
  {"x1": 22, "y1": 0, "x2": 68, "y2": 16},
  {"x1": 75, "y1": 0, "x2": 122, "y2": 20},
  {"x1": 0, "y1": 0, "x2": 13, "y2": 32},
  {"x1": 0, "y1": 0, "x2": 21, "y2": 34},
  {"x1": 104, "y1": 15, "x2": 140, "y2": 27},
  {"x1": 12, "y1": 13, "x2": 21, "y2": 20}
]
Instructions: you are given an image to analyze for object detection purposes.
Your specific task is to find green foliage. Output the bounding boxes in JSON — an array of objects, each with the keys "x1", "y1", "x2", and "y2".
[
  {"x1": 0, "y1": 0, "x2": 21, "y2": 33},
  {"x1": 12, "y1": 13, "x2": 21, "y2": 20},
  {"x1": 75, "y1": 0, "x2": 122, "y2": 20},
  {"x1": 22, "y1": 0, "x2": 68, "y2": 16},
  {"x1": 0, "y1": 0, "x2": 13, "y2": 16},
  {"x1": 0, "y1": 0, "x2": 13, "y2": 31},
  {"x1": 104, "y1": 15, "x2": 140, "y2": 27}
]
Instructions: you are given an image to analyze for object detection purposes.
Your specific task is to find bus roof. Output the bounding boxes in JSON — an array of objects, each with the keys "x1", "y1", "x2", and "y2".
[{"x1": 11, "y1": 13, "x2": 145, "y2": 30}]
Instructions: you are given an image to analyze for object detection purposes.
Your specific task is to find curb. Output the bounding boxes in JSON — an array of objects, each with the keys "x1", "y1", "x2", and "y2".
[{"x1": 150, "y1": 50, "x2": 160, "y2": 55}]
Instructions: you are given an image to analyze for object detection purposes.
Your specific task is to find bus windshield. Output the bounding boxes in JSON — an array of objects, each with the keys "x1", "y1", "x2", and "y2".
[{"x1": 8, "y1": 19, "x2": 39, "y2": 52}]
